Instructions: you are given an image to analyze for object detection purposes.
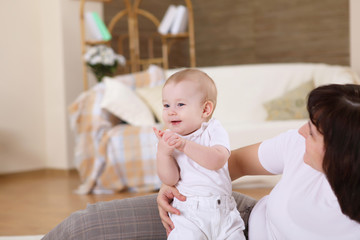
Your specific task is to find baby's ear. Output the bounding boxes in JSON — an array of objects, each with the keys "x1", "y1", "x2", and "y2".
[{"x1": 202, "y1": 101, "x2": 214, "y2": 118}]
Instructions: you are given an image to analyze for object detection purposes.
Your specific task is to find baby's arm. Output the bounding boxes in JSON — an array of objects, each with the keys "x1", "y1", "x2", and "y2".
[
  {"x1": 179, "y1": 140, "x2": 229, "y2": 170},
  {"x1": 154, "y1": 128, "x2": 180, "y2": 186},
  {"x1": 165, "y1": 129, "x2": 229, "y2": 171}
]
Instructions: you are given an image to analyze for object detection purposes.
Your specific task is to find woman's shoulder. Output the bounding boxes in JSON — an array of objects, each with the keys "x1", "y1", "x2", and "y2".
[{"x1": 258, "y1": 129, "x2": 305, "y2": 173}]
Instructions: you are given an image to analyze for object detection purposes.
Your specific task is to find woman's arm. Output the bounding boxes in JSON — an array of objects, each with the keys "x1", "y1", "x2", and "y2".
[{"x1": 229, "y1": 142, "x2": 273, "y2": 181}]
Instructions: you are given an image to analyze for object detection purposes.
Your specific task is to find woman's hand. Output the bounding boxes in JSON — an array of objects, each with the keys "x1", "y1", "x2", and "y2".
[{"x1": 157, "y1": 185, "x2": 186, "y2": 235}]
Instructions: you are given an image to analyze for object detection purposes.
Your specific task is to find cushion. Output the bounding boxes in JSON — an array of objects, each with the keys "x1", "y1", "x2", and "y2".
[
  {"x1": 101, "y1": 77, "x2": 156, "y2": 126},
  {"x1": 263, "y1": 80, "x2": 315, "y2": 120},
  {"x1": 136, "y1": 84, "x2": 164, "y2": 123}
]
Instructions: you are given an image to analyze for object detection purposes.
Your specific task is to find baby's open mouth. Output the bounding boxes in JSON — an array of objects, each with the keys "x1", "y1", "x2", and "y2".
[{"x1": 171, "y1": 120, "x2": 181, "y2": 125}]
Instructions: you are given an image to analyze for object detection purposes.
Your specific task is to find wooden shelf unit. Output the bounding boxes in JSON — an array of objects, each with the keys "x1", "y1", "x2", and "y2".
[{"x1": 80, "y1": 0, "x2": 196, "y2": 90}]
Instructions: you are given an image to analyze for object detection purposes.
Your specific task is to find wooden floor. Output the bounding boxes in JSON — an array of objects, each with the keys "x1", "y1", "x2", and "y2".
[{"x1": 0, "y1": 170, "x2": 272, "y2": 236}]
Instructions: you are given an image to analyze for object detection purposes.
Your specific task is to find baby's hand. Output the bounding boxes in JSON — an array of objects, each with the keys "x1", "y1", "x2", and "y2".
[
  {"x1": 154, "y1": 128, "x2": 176, "y2": 156},
  {"x1": 153, "y1": 127, "x2": 165, "y2": 139},
  {"x1": 162, "y1": 130, "x2": 186, "y2": 152}
]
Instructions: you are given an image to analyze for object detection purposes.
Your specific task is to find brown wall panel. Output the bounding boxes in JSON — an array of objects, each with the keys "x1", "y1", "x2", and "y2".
[{"x1": 104, "y1": 0, "x2": 349, "y2": 68}]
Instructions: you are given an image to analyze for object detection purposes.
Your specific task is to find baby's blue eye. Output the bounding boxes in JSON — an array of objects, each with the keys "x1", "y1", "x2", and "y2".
[
  {"x1": 163, "y1": 104, "x2": 170, "y2": 108},
  {"x1": 178, "y1": 103, "x2": 185, "y2": 107}
]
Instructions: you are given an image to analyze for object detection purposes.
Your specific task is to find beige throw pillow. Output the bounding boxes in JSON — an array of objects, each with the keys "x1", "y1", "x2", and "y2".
[
  {"x1": 101, "y1": 77, "x2": 156, "y2": 126},
  {"x1": 263, "y1": 80, "x2": 315, "y2": 120},
  {"x1": 136, "y1": 84, "x2": 164, "y2": 123}
]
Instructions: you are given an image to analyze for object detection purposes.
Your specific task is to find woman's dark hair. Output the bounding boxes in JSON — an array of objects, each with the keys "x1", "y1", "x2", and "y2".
[{"x1": 307, "y1": 84, "x2": 360, "y2": 223}]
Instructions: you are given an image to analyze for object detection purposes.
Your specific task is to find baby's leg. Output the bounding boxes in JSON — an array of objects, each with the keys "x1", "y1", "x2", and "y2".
[{"x1": 167, "y1": 212, "x2": 207, "y2": 240}]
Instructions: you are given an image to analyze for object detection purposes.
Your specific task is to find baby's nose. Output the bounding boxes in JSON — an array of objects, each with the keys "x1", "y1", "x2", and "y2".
[{"x1": 168, "y1": 109, "x2": 176, "y2": 115}]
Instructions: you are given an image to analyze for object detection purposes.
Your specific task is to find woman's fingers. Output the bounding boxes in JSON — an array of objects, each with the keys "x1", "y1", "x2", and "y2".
[
  {"x1": 158, "y1": 206, "x2": 175, "y2": 232},
  {"x1": 157, "y1": 189, "x2": 180, "y2": 215},
  {"x1": 173, "y1": 190, "x2": 186, "y2": 202},
  {"x1": 158, "y1": 190, "x2": 185, "y2": 216},
  {"x1": 157, "y1": 184, "x2": 187, "y2": 234},
  {"x1": 157, "y1": 185, "x2": 186, "y2": 229}
]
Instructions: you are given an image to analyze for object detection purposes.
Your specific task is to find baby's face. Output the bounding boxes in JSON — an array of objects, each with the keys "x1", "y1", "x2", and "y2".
[{"x1": 162, "y1": 80, "x2": 206, "y2": 136}]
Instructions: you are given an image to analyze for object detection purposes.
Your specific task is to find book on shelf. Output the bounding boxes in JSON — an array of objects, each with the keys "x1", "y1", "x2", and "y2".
[
  {"x1": 92, "y1": 12, "x2": 112, "y2": 41},
  {"x1": 170, "y1": 5, "x2": 188, "y2": 34},
  {"x1": 158, "y1": 5, "x2": 177, "y2": 35},
  {"x1": 85, "y1": 12, "x2": 112, "y2": 41},
  {"x1": 85, "y1": 12, "x2": 103, "y2": 41}
]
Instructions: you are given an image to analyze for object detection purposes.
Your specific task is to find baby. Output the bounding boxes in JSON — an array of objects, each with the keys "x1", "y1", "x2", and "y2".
[{"x1": 154, "y1": 69, "x2": 245, "y2": 239}]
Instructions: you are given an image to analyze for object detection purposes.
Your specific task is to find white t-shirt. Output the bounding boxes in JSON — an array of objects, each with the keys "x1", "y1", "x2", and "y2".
[
  {"x1": 249, "y1": 129, "x2": 360, "y2": 240},
  {"x1": 174, "y1": 118, "x2": 232, "y2": 197}
]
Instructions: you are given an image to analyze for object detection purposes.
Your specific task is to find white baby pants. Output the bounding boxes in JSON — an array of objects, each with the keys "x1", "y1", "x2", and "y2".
[{"x1": 168, "y1": 195, "x2": 246, "y2": 240}]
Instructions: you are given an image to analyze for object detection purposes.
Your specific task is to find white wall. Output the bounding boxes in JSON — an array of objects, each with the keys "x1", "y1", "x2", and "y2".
[
  {"x1": 0, "y1": 1, "x2": 359, "y2": 174},
  {"x1": 0, "y1": 1, "x2": 46, "y2": 173},
  {"x1": 350, "y1": 0, "x2": 360, "y2": 75},
  {"x1": 40, "y1": 0, "x2": 69, "y2": 170},
  {"x1": 0, "y1": 0, "x2": 100, "y2": 174}
]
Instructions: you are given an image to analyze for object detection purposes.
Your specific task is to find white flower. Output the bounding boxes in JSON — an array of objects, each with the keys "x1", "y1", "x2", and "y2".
[
  {"x1": 104, "y1": 47, "x2": 114, "y2": 56},
  {"x1": 84, "y1": 45, "x2": 126, "y2": 66},
  {"x1": 90, "y1": 55, "x2": 102, "y2": 65},
  {"x1": 103, "y1": 55, "x2": 114, "y2": 65},
  {"x1": 83, "y1": 46, "x2": 97, "y2": 62}
]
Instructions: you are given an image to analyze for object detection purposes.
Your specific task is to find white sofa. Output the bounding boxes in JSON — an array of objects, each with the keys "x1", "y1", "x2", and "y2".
[
  {"x1": 70, "y1": 63, "x2": 359, "y2": 194},
  {"x1": 167, "y1": 63, "x2": 360, "y2": 188}
]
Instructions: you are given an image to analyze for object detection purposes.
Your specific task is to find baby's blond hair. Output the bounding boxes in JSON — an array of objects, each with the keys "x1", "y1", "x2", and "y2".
[{"x1": 165, "y1": 69, "x2": 217, "y2": 117}]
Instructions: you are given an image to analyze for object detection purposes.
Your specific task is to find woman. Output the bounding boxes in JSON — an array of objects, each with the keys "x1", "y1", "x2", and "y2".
[{"x1": 42, "y1": 84, "x2": 360, "y2": 240}]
